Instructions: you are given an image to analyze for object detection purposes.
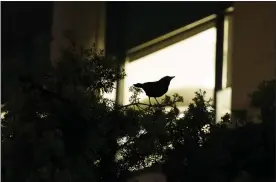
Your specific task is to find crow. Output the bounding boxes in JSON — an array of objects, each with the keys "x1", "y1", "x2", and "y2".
[{"x1": 133, "y1": 76, "x2": 175, "y2": 105}]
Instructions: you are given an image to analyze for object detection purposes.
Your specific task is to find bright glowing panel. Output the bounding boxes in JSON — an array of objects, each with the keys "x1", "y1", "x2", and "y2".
[
  {"x1": 124, "y1": 27, "x2": 216, "y2": 106},
  {"x1": 222, "y1": 17, "x2": 229, "y2": 89},
  {"x1": 102, "y1": 88, "x2": 117, "y2": 101},
  {"x1": 216, "y1": 87, "x2": 232, "y2": 122}
]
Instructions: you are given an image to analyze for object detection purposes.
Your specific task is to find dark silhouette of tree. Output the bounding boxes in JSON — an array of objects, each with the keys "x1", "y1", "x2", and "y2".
[{"x1": 1, "y1": 41, "x2": 275, "y2": 182}]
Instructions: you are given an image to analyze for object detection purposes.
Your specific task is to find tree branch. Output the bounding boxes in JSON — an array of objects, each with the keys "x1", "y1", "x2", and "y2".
[{"x1": 118, "y1": 102, "x2": 178, "y2": 109}]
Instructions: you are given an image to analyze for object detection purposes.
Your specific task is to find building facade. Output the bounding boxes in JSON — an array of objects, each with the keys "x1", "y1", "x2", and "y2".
[
  {"x1": 230, "y1": 2, "x2": 276, "y2": 120},
  {"x1": 50, "y1": 2, "x2": 276, "y2": 123},
  {"x1": 50, "y1": 1, "x2": 106, "y2": 63}
]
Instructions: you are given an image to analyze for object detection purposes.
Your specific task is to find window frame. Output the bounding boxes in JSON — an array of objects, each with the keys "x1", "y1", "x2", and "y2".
[{"x1": 114, "y1": 7, "x2": 234, "y2": 114}]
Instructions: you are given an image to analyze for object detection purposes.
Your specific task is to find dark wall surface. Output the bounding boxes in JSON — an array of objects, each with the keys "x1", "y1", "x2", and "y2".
[
  {"x1": 2, "y1": 2, "x2": 232, "y2": 61},
  {"x1": 1, "y1": 2, "x2": 53, "y2": 60},
  {"x1": 106, "y1": 2, "x2": 232, "y2": 56},
  {"x1": 1, "y1": 2, "x2": 53, "y2": 103}
]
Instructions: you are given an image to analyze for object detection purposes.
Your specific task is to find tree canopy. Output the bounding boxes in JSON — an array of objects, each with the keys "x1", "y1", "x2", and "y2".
[{"x1": 1, "y1": 43, "x2": 275, "y2": 182}]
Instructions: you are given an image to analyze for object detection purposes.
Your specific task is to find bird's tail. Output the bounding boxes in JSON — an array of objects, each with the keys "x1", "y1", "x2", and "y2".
[{"x1": 133, "y1": 83, "x2": 143, "y2": 88}]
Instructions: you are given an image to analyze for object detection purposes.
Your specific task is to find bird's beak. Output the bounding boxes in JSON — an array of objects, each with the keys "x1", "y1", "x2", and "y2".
[{"x1": 171, "y1": 76, "x2": 175, "y2": 79}]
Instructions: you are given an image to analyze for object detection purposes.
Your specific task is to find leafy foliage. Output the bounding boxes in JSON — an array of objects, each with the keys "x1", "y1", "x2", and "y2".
[{"x1": 1, "y1": 43, "x2": 275, "y2": 182}]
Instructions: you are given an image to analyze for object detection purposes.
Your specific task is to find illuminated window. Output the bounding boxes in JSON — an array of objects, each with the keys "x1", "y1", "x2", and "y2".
[
  {"x1": 122, "y1": 27, "x2": 217, "y2": 112},
  {"x1": 216, "y1": 87, "x2": 232, "y2": 121},
  {"x1": 103, "y1": 11, "x2": 234, "y2": 120},
  {"x1": 102, "y1": 83, "x2": 117, "y2": 101}
]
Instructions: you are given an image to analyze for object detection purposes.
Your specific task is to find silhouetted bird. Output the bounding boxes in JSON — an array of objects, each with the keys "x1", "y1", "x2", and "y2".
[{"x1": 134, "y1": 76, "x2": 175, "y2": 105}]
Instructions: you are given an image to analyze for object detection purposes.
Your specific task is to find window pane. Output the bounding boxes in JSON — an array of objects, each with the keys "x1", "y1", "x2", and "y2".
[
  {"x1": 123, "y1": 27, "x2": 217, "y2": 110},
  {"x1": 102, "y1": 81, "x2": 117, "y2": 101},
  {"x1": 216, "y1": 87, "x2": 232, "y2": 122}
]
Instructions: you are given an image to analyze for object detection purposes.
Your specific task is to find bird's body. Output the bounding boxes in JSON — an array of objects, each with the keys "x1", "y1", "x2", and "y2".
[{"x1": 133, "y1": 76, "x2": 175, "y2": 105}]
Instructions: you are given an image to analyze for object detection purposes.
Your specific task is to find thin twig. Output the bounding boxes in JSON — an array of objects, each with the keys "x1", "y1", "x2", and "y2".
[
  {"x1": 119, "y1": 102, "x2": 150, "y2": 109},
  {"x1": 137, "y1": 104, "x2": 146, "y2": 111},
  {"x1": 118, "y1": 102, "x2": 177, "y2": 109}
]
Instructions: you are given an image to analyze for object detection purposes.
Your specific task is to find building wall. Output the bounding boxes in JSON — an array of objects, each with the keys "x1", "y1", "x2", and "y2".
[
  {"x1": 231, "y1": 2, "x2": 276, "y2": 111},
  {"x1": 50, "y1": 1, "x2": 106, "y2": 63},
  {"x1": 122, "y1": 2, "x2": 231, "y2": 50},
  {"x1": 1, "y1": 2, "x2": 53, "y2": 103}
]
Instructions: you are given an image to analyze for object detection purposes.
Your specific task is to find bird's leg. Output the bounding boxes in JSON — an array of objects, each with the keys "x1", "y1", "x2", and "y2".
[
  {"x1": 148, "y1": 97, "x2": 152, "y2": 106},
  {"x1": 154, "y1": 97, "x2": 160, "y2": 105}
]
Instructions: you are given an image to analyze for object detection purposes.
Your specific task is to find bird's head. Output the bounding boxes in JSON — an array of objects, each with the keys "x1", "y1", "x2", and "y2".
[{"x1": 160, "y1": 76, "x2": 175, "y2": 83}]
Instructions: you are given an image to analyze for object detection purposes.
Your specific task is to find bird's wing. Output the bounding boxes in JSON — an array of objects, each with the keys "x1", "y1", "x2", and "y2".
[{"x1": 141, "y1": 81, "x2": 158, "y2": 90}]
